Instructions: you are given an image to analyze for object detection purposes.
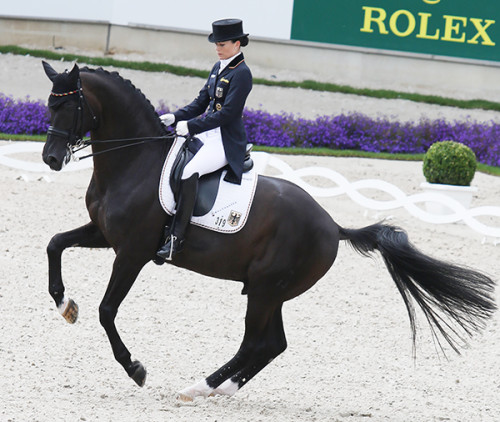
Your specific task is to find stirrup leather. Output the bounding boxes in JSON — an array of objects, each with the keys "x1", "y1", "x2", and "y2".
[{"x1": 166, "y1": 235, "x2": 177, "y2": 261}]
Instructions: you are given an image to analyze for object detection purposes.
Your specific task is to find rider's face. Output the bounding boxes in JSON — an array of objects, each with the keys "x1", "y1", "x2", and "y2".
[{"x1": 215, "y1": 40, "x2": 241, "y2": 60}]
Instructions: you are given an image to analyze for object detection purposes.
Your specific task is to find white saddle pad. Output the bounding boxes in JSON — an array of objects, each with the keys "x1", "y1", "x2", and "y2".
[{"x1": 159, "y1": 137, "x2": 258, "y2": 234}]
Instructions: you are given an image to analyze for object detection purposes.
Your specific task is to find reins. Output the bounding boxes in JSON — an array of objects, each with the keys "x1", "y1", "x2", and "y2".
[{"x1": 70, "y1": 132, "x2": 177, "y2": 161}]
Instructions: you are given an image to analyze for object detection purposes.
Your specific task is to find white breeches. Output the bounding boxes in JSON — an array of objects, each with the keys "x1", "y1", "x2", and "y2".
[{"x1": 181, "y1": 127, "x2": 228, "y2": 180}]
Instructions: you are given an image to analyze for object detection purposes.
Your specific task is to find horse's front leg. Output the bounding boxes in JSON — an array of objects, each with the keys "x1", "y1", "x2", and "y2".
[
  {"x1": 99, "y1": 254, "x2": 148, "y2": 387},
  {"x1": 47, "y1": 222, "x2": 110, "y2": 323}
]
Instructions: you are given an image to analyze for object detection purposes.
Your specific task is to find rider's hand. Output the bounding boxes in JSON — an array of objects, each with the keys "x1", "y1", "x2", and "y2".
[
  {"x1": 159, "y1": 113, "x2": 175, "y2": 126},
  {"x1": 176, "y1": 121, "x2": 190, "y2": 136}
]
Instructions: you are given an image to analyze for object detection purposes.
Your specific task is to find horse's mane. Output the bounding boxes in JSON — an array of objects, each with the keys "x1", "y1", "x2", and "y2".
[{"x1": 80, "y1": 66, "x2": 167, "y2": 135}]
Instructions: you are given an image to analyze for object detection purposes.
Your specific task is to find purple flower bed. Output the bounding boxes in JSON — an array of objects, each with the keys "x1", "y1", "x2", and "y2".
[
  {"x1": 2, "y1": 95, "x2": 499, "y2": 167},
  {"x1": 0, "y1": 94, "x2": 50, "y2": 135},
  {"x1": 243, "y1": 110, "x2": 500, "y2": 168}
]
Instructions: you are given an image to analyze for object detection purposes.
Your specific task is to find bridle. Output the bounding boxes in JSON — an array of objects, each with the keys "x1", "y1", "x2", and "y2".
[
  {"x1": 47, "y1": 78, "x2": 175, "y2": 161},
  {"x1": 47, "y1": 78, "x2": 98, "y2": 147}
]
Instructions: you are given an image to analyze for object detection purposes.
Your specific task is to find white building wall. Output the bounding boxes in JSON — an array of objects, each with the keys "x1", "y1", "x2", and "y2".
[
  {"x1": 1, "y1": 0, "x2": 294, "y2": 40},
  {"x1": 1, "y1": 1, "x2": 499, "y2": 101}
]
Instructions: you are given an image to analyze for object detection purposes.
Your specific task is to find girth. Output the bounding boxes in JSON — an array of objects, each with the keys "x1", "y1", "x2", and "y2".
[{"x1": 169, "y1": 138, "x2": 254, "y2": 217}]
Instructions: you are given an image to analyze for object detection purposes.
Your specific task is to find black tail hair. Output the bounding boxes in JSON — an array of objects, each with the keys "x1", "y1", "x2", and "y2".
[{"x1": 339, "y1": 222, "x2": 496, "y2": 354}]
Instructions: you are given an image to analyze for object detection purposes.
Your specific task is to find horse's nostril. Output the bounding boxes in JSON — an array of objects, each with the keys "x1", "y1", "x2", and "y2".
[{"x1": 44, "y1": 154, "x2": 61, "y2": 171}]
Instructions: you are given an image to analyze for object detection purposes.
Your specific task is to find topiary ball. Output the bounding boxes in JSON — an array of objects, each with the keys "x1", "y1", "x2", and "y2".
[{"x1": 423, "y1": 140, "x2": 476, "y2": 186}]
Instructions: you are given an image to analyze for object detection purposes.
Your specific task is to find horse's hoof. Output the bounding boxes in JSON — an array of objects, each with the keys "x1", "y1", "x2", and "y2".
[
  {"x1": 176, "y1": 380, "x2": 213, "y2": 401},
  {"x1": 130, "y1": 360, "x2": 147, "y2": 387},
  {"x1": 177, "y1": 392, "x2": 194, "y2": 402},
  {"x1": 59, "y1": 298, "x2": 79, "y2": 324}
]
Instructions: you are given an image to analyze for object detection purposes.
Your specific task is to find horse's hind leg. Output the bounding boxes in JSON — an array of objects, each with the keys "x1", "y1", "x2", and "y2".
[
  {"x1": 47, "y1": 222, "x2": 109, "y2": 323},
  {"x1": 178, "y1": 299, "x2": 287, "y2": 401},
  {"x1": 211, "y1": 302, "x2": 287, "y2": 397}
]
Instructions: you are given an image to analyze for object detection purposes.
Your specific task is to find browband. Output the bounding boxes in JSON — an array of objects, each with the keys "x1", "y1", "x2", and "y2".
[{"x1": 50, "y1": 89, "x2": 82, "y2": 97}]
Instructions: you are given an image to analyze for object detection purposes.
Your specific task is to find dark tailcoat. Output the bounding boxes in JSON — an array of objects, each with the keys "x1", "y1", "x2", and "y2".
[{"x1": 173, "y1": 53, "x2": 252, "y2": 184}]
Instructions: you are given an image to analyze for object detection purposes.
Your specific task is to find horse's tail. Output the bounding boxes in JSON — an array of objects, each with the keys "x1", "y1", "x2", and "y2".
[{"x1": 338, "y1": 222, "x2": 496, "y2": 354}]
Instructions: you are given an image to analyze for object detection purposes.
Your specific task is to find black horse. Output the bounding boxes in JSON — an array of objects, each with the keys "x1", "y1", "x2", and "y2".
[{"x1": 41, "y1": 61, "x2": 495, "y2": 401}]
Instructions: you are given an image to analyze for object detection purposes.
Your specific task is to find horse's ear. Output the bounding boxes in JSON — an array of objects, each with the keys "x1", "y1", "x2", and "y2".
[
  {"x1": 42, "y1": 60, "x2": 59, "y2": 82},
  {"x1": 68, "y1": 63, "x2": 80, "y2": 81}
]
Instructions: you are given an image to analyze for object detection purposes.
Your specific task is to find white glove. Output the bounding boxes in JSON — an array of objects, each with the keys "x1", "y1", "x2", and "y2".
[
  {"x1": 159, "y1": 113, "x2": 175, "y2": 126},
  {"x1": 176, "y1": 120, "x2": 190, "y2": 137}
]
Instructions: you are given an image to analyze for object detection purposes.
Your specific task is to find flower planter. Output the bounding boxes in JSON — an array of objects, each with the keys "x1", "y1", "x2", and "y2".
[{"x1": 420, "y1": 182, "x2": 478, "y2": 215}]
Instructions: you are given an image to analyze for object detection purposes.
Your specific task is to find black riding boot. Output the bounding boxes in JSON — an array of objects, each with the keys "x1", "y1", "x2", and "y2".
[{"x1": 156, "y1": 173, "x2": 199, "y2": 261}]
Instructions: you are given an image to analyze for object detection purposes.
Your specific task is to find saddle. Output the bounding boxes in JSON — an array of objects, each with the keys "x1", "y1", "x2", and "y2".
[{"x1": 169, "y1": 137, "x2": 254, "y2": 217}]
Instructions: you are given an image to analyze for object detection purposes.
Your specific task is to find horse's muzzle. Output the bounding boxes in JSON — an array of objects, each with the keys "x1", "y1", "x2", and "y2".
[{"x1": 42, "y1": 141, "x2": 70, "y2": 171}]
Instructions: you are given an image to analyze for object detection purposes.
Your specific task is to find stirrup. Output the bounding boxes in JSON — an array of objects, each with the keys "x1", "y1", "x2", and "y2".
[{"x1": 156, "y1": 234, "x2": 183, "y2": 262}]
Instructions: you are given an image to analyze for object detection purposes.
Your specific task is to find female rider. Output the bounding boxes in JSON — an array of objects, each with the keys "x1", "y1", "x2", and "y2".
[{"x1": 156, "y1": 18, "x2": 253, "y2": 261}]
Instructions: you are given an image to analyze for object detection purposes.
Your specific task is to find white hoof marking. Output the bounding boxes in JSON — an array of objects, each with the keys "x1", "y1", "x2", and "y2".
[
  {"x1": 177, "y1": 379, "x2": 213, "y2": 401},
  {"x1": 57, "y1": 296, "x2": 70, "y2": 315},
  {"x1": 211, "y1": 379, "x2": 239, "y2": 397}
]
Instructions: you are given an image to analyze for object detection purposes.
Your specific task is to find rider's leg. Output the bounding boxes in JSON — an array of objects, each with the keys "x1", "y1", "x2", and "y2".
[
  {"x1": 156, "y1": 131, "x2": 228, "y2": 261},
  {"x1": 181, "y1": 130, "x2": 228, "y2": 178},
  {"x1": 156, "y1": 172, "x2": 199, "y2": 261}
]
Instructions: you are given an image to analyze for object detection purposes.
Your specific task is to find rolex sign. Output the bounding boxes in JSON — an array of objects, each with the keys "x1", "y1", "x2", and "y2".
[{"x1": 291, "y1": 0, "x2": 498, "y2": 63}]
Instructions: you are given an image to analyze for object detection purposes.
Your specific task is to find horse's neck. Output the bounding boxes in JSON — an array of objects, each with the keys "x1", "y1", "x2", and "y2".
[
  {"x1": 84, "y1": 74, "x2": 170, "y2": 184},
  {"x1": 90, "y1": 127, "x2": 168, "y2": 187}
]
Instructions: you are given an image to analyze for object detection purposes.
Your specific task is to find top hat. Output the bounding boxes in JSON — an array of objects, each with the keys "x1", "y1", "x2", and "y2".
[{"x1": 208, "y1": 19, "x2": 248, "y2": 43}]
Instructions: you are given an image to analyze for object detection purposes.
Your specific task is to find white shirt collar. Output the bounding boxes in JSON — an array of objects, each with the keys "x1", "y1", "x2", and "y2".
[{"x1": 218, "y1": 52, "x2": 242, "y2": 74}]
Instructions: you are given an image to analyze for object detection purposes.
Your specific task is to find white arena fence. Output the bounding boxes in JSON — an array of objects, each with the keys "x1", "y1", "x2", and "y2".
[{"x1": 2, "y1": 141, "x2": 499, "y2": 243}]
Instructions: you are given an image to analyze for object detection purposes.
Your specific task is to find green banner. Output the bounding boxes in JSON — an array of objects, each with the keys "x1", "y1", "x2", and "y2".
[{"x1": 291, "y1": 0, "x2": 498, "y2": 62}]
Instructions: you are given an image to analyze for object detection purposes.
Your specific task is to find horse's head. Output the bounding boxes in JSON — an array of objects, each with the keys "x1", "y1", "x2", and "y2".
[
  {"x1": 42, "y1": 60, "x2": 171, "y2": 171},
  {"x1": 42, "y1": 61, "x2": 95, "y2": 171}
]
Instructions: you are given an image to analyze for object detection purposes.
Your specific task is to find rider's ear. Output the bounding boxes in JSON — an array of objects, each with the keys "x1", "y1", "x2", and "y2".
[{"x1": 42, "y1": 60, "x2": 59, "y2": 82}]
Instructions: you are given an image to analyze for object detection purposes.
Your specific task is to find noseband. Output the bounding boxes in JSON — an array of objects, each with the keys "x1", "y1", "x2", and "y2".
[{"x1": 47, "y1": 78, "x2": 98, "y2": 149}]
